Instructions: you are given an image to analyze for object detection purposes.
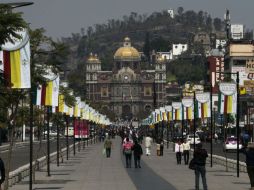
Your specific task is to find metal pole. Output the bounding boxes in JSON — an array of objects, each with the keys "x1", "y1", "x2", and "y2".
[
  {"x1": 66, "y1": 115, "x2": 69, "y2": 160},
  {"x1": 29, "y1": 90, "x2": 33, "y2": 190},
  {"x1": 193, "y1": 92, "x2": 196, "y2": 152},
  {"x1": 210, "y1": 85, "x2": 213, "y2": 167},
  {"x1": 73, "y1": 117, "x2": 76, "y2": 156},
  {"x1": 57, "y1": 121, "x2": 59, "y2": 167},
  {"x1": 181, "y1": 105, "x2": 184, "y2": 141},
  {"x1": 236, "y1": 72, "x2": 240, "y2": 177},
  {"x1": 166, "y1": 121, "x2": 169, "y2": 149},
  {"x1": 78, "y1": 118, "x2": 81, "y2": 152},
  {"x1": 47, "y1": 106, "x2": 51, "y2": 176}
]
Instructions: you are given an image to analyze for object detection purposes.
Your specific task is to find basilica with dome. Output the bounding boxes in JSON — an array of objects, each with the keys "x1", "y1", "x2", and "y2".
[{"x1": 86, "y1": 37, "x2": 166, "y2": 120}]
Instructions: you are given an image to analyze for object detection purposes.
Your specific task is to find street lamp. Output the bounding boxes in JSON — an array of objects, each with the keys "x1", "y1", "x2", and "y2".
[
  {"x1": 2, "y1": 2, "x2": 34, "y2": 190},
  {"x1": 216, "y1": 71, "x2": 240, "y2": 177}
]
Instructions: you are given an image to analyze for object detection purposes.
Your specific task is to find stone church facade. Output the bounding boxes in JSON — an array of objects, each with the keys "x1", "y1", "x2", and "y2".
[{"x1": 86, "y1": 37, "x2": 166, "y2": 120}]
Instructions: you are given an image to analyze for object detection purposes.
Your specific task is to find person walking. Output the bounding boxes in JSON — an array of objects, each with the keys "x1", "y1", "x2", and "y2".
[
  {"x1": 132, "y1": 140, "x2": 143, "y2": 168},
  {"x1": 145, "y1": 135, "x2": 153, "y2": 156},
  {"x1": 241, "y1": 142, "x2": 254, "y2": 190},
  {"x1": 160, "y1": 139, "x2": 164, "y2": 156},
  {"x1": 104, "y1": 136, "x2": 112, "y2": 158},
  {"x1": 175, "y1": 140, "x2": 183, "y2": 164},
  {"x1": 194, "y1": 143, "x2": 208, "y2": 190},
  {"x1": 183, "y1": 140, "x2": 190, "y2": 165},
  {"x1": 123, "y1": 138, "x2": 133, "y2": 168},
  {"x1": 0, "y1": 157, "x2": 5, "y2": 190}
]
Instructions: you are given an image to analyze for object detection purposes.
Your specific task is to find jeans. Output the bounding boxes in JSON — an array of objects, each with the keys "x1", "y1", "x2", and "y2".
[
  {"x1": 134, "y1": 155, "x2": 141, "y2": 168},
  {"x1": 195, "y1": 165, "x2": 207, "y2": 190},
  {"x1": 125, "y1": 153, "x2": 132, "y2": 168},
  {"x1": 247, "y1": 166, "x2": 254, "y2": 187},
  {"x1": 176, "y1": 152, "x2": 182, "y2": 164},
  {"x1": 106, "y1": 148, "x2": 111, "y2": 157},
  {"x1": 183, "y1": 150, "x2": 189, "y2": 164}
]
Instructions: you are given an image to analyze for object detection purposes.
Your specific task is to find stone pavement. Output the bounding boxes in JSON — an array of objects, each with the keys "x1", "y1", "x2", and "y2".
[{"x1": 8, "y1": 137, "x2": 251, "y2": 190}]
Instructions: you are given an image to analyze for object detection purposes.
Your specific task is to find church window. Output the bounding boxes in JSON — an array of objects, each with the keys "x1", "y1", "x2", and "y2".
[
  {"x1": 101, "y1": 87, "x2": 108, "y2": 97},
  {"x1": 144, "y1": 87, "x2": 152, "y2": 96}
]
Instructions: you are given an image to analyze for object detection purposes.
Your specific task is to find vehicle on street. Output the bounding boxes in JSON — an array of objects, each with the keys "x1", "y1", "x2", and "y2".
[
  {"x1": 186, "y1": 134, "x2": 201, "y2": 145},
  {"x1": 223, "y1": 136, "x2": 242, "y2": 152},
  {"x1": 43, "y1": 130, "x2": 58, "y2": 137}
]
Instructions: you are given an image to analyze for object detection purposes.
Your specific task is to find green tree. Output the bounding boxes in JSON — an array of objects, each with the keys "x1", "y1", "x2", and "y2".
[
  {"x1": 0, "y1": 4, "x2": 27, "y2": 46},
  {"x1": 143, "y1": 32, "x2": 151, "y2": 62}
]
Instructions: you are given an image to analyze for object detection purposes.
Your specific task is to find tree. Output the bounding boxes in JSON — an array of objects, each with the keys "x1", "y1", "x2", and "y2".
[
  {"x1": 0, "y1": 4, "x2": 27, "y2": 46},
  {"x1": 213, "y1": 18, "x2": 222, "y2": 31},
  {"x1": 143, "y1": 32, "x2": 151, "y2": 62}
]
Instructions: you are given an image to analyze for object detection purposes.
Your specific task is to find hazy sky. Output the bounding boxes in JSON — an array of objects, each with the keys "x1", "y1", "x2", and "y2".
[{"x1": 2, "y1": 0, "x2": 254, "y2": 39}]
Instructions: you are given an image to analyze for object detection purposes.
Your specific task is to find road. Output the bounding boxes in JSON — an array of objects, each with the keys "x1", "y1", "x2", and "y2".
[
  {"x1": 0, "y1": 137, "x2": 84, "y2": 171},
  {"x1": 202, "y1": 141, "x2": 245, "y2": 162}
]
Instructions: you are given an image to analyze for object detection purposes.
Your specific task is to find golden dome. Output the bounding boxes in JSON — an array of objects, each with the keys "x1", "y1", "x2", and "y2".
[
  {"x1": 87, "y1": 53, "x2": 101, "y2": 64},
  {"x1": 114, "y1": 37, "x2": 141, "y2": 61}
]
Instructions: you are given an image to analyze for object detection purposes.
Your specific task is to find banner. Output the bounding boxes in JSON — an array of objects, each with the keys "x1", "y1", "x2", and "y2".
[
  {"x1": 182, "y1": 98, "x2": 194, "y2": 120},
  {"x1": 172, "y1": 102, "x2": 182, "y2": 121},
  {"x1": 195, "y1": 92, "x2": 211, "y2": 118},
  {"x1": 0, "y1": 29, "x2": 31, "y2": 89}
]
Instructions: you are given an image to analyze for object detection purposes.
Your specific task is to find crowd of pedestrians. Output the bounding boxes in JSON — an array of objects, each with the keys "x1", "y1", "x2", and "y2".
[{"x1": 102, "y1": 127, "x2": 254, "y2": 190}]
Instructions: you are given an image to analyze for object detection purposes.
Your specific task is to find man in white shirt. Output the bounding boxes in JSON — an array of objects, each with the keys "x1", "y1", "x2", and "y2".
[
  {"x1": 182, "y1": 140, "x2": 190, "y2": 165},
  {"x1": 145, "y1": 135, "x2": 153, "y2": 156},
  {"x1": 175, "y1": 140, "x2": 183, "y2": 164}
]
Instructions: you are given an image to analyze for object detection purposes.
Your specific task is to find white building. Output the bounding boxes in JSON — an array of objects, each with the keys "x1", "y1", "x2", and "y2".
[
  {"x1": 172, "y1": 44, "x2": 188, "y2": 57},
  {"x1": 167, "y1": 9, "x2": 174, "y2": 19},
  {"x1": 156, "y1": 51, "x2": 173, "y2": 61},
  {"x1": 231, "y1": 24, "x2": 244, "y2": 40}
]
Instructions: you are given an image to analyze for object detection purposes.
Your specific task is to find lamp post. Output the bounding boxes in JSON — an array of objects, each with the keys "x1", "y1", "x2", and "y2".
[
  {"x1": 216, "y1": 71, "x2": 240, "y2": 177},
  {"x1": 3, "y1": 2, "x2": 34, "y2": 190}
]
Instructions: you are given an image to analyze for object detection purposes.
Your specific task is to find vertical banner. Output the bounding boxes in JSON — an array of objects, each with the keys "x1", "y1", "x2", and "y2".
[
  {"x1": 218, "y1": 82, "x2": 237, "y2": 114},
  {"x1": 165, "y1": 105, "x2": 172, "y2": 121},
  {"x1": 0, "y1": 29, "x2": 31, "y2": 89},
  {"x1": 182, "y1": 98, "x2": 194, "y2": 120},
  {"x1": 172, "y1": 102, "x2": 182, "y2": 121},
  {"x1": 195, "y1": 92, "x2": 211, "y2": 119}
]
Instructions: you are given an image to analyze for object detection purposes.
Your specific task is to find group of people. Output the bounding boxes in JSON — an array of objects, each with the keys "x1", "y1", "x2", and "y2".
[
  {"x1": 122, "y1": 137, "x2": 143, "y2": 168},
  {"x1": 175, "y1": 139, "x2": 208, "y2": 190},
  {"x1": 175, "y1": 140, "x2": 191, "y2": 165}
]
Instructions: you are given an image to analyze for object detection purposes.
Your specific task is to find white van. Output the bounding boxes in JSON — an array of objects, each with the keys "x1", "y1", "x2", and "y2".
[
  {"x1": 64, "y1": 126, "x2": 74, "y2": 137},
  {"x1": 186, "y1": 134, "x2": 201, "y2": 145}
]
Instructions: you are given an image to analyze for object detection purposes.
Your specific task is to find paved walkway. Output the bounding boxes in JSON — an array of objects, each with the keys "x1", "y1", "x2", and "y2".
[{"x1": 9, "y1": 137, "x2": 251, "y2": 190}]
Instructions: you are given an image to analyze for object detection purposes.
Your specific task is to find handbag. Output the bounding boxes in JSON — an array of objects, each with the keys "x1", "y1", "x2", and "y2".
[
  {"x1": 102, "y1": 148, "x2": 106, "y2": 155},
  {"x1": 189, "y1": 158, "x2": 196, "y2": 170}
]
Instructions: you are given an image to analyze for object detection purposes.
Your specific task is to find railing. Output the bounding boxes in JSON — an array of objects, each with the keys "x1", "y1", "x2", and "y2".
[{"x1": 7, "y1": 138, "x2": 96, "y2": 187}]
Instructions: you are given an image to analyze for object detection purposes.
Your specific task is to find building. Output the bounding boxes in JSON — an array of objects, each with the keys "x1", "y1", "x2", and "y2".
[
  {"x1": 172, "y1": 44, "x2": 188, "y2": 58},
  {"x1": 86, "y1": 37, "x2": 166, "y2": 120}
]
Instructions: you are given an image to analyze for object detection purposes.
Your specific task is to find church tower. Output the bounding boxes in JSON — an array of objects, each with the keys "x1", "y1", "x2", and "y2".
[
  {"x1": 155, "y1": 54, "x2": 167, "y2": 107},
  {"x1": 86, "y1": 53, "x2": 101, "y2": 101}
]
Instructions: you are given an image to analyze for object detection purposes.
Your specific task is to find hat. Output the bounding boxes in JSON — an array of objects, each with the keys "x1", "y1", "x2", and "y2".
[{"x1": 247, "y1": 143, "x2": 254, "y2": 148}]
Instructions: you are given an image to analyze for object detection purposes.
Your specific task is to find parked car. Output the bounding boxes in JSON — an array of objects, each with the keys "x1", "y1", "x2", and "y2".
[
  {"x1": 43, "y1": 130, "x2": 58, "y2": 137},
  {"x1": 186, "y1": 134, "x2": 201, "y2": 145},
  {"x1": 223, "y1": 136, "x2": 242, "y2": 152}
]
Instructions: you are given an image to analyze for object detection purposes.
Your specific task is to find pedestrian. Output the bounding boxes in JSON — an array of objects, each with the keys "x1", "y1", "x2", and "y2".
[
  {"x1": 0, "y1": 157, "x2": 5, "y2": 190},
  {"x1": 175, "y1": 140, "x2": 183, "y2": 164},
  {"x1": 123, "y1": 138, "x2": 133, "y2": 168},
  {"x1": 214, "y1": 133, "x2": 218, "y2": 144},
  {"x1": 145, "y1": 135, "x2": 153, "y2": 156},
  {"x1": 160, "y1": 139, "x2": 164, "y2": 156},
  {"x1": 241, "y1": 142, "x2": 254, "y2": 190},
  {"x1": 132, "y1": 140, "x2": 143, "y2": 168},
  {"x1": 183, "y1": 140, "x2": 190, "y2": 165},
  {"x1": 194, "y1": 143, "x2": 208, "y2": 190},
  {"x1": 104, "y1": 136, "x2": 112, "y2": 158}
]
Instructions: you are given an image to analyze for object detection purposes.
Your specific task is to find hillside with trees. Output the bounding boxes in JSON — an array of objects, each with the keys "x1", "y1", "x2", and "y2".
[{"x1": 61, "y1": 7, "x2": 228, "y2": 98}]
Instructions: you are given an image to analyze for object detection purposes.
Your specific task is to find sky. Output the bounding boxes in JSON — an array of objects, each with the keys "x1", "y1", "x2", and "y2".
[{"x1": 2, "y1": 0, "x2": 254, "y2": 39}]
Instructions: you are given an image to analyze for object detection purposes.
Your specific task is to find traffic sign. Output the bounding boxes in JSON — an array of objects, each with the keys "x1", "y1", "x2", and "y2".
[{"x1": 246, "y1": 60, "x2": 254, "y2": 73}]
